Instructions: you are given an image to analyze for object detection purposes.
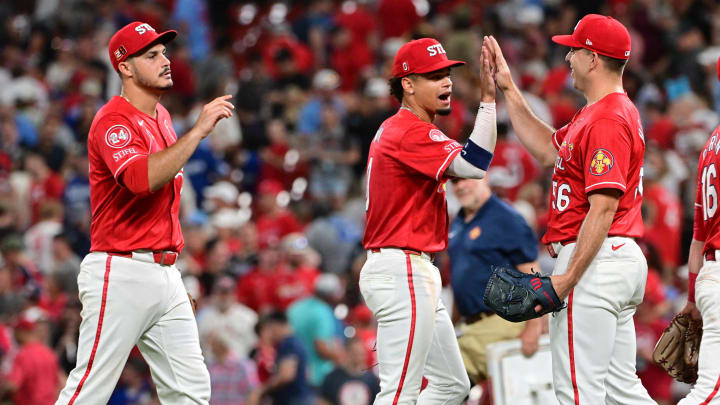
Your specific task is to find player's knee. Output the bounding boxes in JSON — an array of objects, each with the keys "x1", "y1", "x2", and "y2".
[
  {"x1": 459, "y1": 374, "x2": 472, "y2": 397},
  {"x1": 444, "y1": 375, "x2": 472, "y2": 401}
]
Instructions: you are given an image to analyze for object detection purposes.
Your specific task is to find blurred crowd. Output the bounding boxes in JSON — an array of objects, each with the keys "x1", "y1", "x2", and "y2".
[{"x1": 1, "y1": 0, "x2": 720, "y2": 404}]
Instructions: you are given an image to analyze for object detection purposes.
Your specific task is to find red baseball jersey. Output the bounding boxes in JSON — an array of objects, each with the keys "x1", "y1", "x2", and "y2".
[
  {"x1": 87, "y1": 96, "x2": 184, "y2": 253},
  {"x1": 362, "y1": 108, "x2": 464, "y2": 253},
  {"x1": 542, "y1": 92, "x2": 644, "y2": 244},
  {"x1": 693, "y1": 125, "x2": 720, "y2": 253}
]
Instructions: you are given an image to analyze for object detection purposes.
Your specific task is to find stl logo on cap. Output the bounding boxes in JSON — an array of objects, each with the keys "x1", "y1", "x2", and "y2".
[
  {"x1": 105, "y1": 125, "x2": 132, "y2": 149},
  {"x1": 589, "y1": 148, "x2": 614, "y2": 175},
  {"x1": 391, "y1": 38, "x2": 465, "y2": 78},
  {"x1": 134, "y1": 23, "x2": 156, "y2": 35}
]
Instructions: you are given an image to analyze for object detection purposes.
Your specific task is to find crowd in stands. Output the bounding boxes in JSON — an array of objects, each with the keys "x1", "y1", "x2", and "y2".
[{"x1": 1, "y1": 0, "x2": 720, "y2": 404}]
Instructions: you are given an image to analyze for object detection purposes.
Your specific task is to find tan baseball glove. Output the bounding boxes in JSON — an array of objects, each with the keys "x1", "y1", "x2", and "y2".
[{"x1": 652, "y1": 313, "x2": 702, "y2": 384}]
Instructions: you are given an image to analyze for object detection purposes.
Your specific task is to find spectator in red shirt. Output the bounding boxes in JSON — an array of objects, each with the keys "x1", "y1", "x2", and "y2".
[
  {"x1": 347, "y1": 304, "x2": 377, "y2": 371},
  {"x1": 329, "y1": 25, "x2": 374, "y2": 91},
  {"x1": 642, "y1": 146, "x2": 683, "y2": 271},
  {"x1": 634, "y1": 269, "x2": 672, "y2": 405},
  {"x1": 377, "y1": 0, "x2": 420, "y2": 38},
  {"x1": 272, "y1": 233, "x2": 321, "y2": 311},
  {"x1": 1, "y1": 314, "x2": 61, "y2": 405},
  {"x1": 259, "y1": 119, "x2": 308, "y2": 188},
  {"x1": 25, "y1": 152, "x2": 64, "y2": 225},
  {"x1": 38, "y1": 273, "x2": 68, "y2": 322},
  {"x1": 487, "y1": 123, "x2": 540, "y2": 201},
  {"x1": 254, "y1": 180, "x2": 302, "y2": 248},
  {"x1": 236, "y1": 243, "x2": 286, "y2": 314}
]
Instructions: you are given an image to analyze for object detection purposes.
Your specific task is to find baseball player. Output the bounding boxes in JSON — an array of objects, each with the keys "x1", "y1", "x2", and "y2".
[
  {"x1": 360, "y1": 37, "x2": 497, "y2": 405},
  {"x1": 55, "y1": 22, "x2": 234, "y2": 405},
  {"x1": 676, "y1": 59, "x2": 720, "y2": 405},
  {"x1": 485, "y1": 15, "x2": 655, "y2": 404}
]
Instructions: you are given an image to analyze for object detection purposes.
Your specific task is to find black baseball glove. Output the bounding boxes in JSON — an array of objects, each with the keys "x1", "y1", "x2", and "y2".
[{"x1": 483, "y1": 266, "x2": 566, "y2": 322}]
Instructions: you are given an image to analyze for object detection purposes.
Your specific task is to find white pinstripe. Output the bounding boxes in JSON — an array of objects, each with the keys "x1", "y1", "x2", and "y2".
[
  {"x1": 435, "y1": 148, "x2": 462, "y2": 181},
  {"x1": 585, "y1": 181, "x2": 627, "y2": 191},
  {"x1": 113, "y1": 154, "x2": 143, "y2": 178}
]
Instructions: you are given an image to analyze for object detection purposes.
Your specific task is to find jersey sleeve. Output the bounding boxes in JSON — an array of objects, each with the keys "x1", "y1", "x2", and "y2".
[
  {"x1": 694, "y1": 157, "x2": 707, "y2": 241},
  {"x1": 90, "y1": 114, "x2": 150, "y2": 179},
  {"x1": 552, "y1": 124, "x2": 569, "y2": 150},
  {"x1": 398, "y1": 124, "x2": 464, "y2": 180},
  {"x1": 583, "y1": 119, "x2": 632, "y2": 194}
]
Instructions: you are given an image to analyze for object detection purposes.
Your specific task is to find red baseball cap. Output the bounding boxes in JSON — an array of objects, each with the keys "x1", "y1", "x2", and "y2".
[
  {"x1": 391, "y1": 38, "x2": 465, "y2": 78},
  {"x1": 108, "y1": 22, "x2": 177, "y2": 72},
  {"x1": 257, "y1": 179, "x2": 284, "y2": 196},
  {"x1": 552, "y1": 14, "x2": 631, "y2": 60}
]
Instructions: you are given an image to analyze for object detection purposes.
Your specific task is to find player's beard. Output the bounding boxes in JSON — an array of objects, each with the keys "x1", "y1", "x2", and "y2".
[
  {"x1": 136, "y1": 69, "x2": 173, "y2": 92},
  {"x1": 436, "y1": 107, "x2": 451, "y2": 116}
]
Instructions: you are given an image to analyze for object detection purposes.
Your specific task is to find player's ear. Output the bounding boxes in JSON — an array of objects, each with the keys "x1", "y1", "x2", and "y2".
[
  {"x1": 118, "y1": 60, "x2": 134, "y2": 79},
  {"x1": 401, "y1": 75, "x2": 415, "y2": 96}
]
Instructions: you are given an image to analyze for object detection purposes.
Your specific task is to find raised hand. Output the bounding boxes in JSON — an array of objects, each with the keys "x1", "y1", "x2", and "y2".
[
  {"x1": 193, "y1": 94, "x2": 235, "y2": 137},
  {"x1": 480, "y1": 36, "x2": 496, "y2": 102},
  {"x1": 484, "y1": 36, "x2": 514, "y2": 92}
]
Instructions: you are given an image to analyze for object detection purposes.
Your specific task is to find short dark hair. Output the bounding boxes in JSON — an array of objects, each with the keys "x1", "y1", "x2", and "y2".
[
  {"x1": 598, "y1": 54, "x2": 627, "y2": 74},
  {"x1": 389, "y1": 77, "x2": 404, "y2": 103}
]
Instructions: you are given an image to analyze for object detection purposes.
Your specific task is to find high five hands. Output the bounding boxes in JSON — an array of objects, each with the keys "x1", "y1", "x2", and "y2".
[
  {"x1": 480, "y1": 36, "x2": 496, "y2": 102},
  {"x1": 482, "y1": 36, "x2": 514, "y2": 93}
]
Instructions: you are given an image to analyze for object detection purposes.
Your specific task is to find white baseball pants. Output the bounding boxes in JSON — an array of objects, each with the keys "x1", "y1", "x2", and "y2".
[
  {"x1": 56, "y1": 252, "x2": 210, "y2": 405},
  {"x1": 549, "y1": 237, "x2": 655, "y2": 405},
  {"x1": 678, "y1": 256, "x2": 720, "y2": 404},
  {"x1": 359, "y1": 248, "x2": 470, "y2": 405}
]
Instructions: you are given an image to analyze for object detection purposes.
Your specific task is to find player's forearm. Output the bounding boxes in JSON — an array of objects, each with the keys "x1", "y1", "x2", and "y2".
[
  {"x1": 446, "y1": 103, "x2": 496, "y2": 178},
  {"x1": 564, "y1": 193, "x2": 619, "y2": 285},
  {"x1": 688, "y1": 238, "x2": 704, "y2": 276},
  {"x1": 147, "y1": 128, "x2": 203, "y2": 191},
  {"x1": 503, "y1": 84, "x2": 557, "y2": 167}
]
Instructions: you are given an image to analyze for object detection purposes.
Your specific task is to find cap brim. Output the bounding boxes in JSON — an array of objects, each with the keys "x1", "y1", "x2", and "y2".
[
  {"x1": 129, "y1": 30, "x2": 178, "y2": 58},
  {"x1": 157, "y1": 30, "x2": 177, "y2": 45},
  {"x1": 551, "y1": 34, "x2": 582, "y2": 48},
  {"x1": 415, "y1": 59, "x2": 466, "y2": 75}
]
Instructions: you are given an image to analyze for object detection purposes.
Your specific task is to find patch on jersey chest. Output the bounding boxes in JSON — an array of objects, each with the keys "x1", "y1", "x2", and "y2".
[
  {"x1": 589, "y1": 148, "x2": 614, "y2": 176},
  {"x1": 558, "y1": 141, "x2": 574, "y2": 161},
  {"x1": 428, "y1": 129, "x2": 450, "y2": 142},
  {"x1": 105, "y1": 125, "x2": 132, "y2": 149},
  {"x1": 469, "y1": 226, "x2": 481, "y2": 240}
]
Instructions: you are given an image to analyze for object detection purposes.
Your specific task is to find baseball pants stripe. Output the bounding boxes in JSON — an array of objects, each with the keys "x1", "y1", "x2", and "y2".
[
  {"x1": 392, "y1": 253, "x2": 417, "y2": 405},
  {"x1": 67, "y1": 255, "x2": 112, "y2": 404},
  {"x1": 360, "y1": 248, "x2": 470, "y2": 405},
  {"x1": 549, "y1": 238, "x2": 654, "y2": 405},
  {"x1": 679, "y1": 261, "x2": 720, "y2": 405},
  {"x1": 567, "y1": 290, "x2": 579, "y2": 405},
  {"x1": 701, "y1": 377, "x2": 720, "y2": 405},
  {"x1": 56, "y1": 252, "x2": 210, "y2": 405}
]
